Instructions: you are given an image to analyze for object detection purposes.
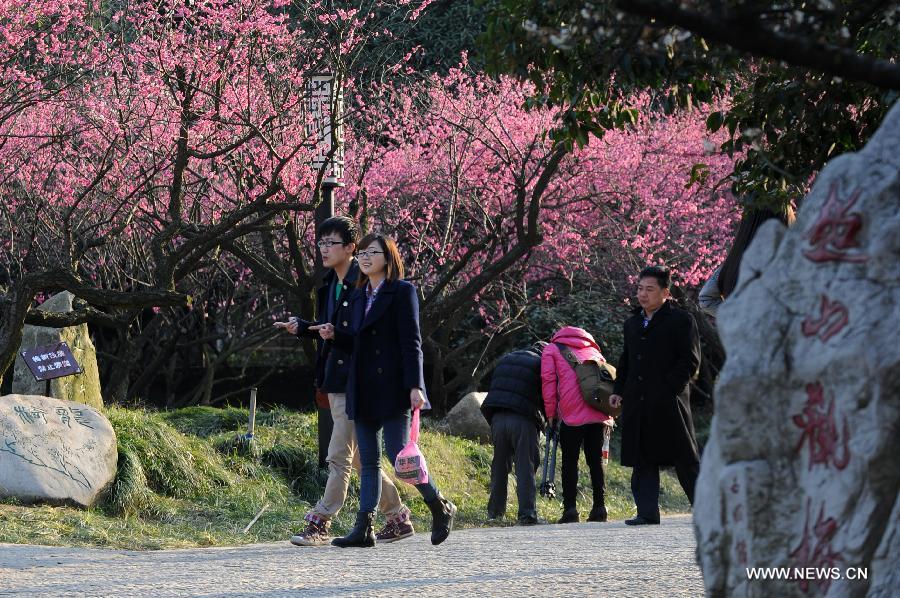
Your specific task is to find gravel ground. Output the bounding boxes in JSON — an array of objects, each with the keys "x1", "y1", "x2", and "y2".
[{"x1": 0, "y1": 515, "x2": 704, "y2": 597}]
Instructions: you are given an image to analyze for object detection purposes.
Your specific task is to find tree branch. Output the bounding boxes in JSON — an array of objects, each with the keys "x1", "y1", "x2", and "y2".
[
  {"x1": 24, "y1": 306, "x2": 128, "y2": 329},
  {"x1": 25, "y1": 270, "x2": 187, "y2": 308},
  {"x1": 618, "y1": 0, "x2": 900, "y2": 89}
]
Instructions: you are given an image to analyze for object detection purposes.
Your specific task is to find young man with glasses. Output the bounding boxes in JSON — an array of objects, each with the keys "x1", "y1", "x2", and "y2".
[{"x1": 273, "y1": 217, "x2": 413, "y2": 546}]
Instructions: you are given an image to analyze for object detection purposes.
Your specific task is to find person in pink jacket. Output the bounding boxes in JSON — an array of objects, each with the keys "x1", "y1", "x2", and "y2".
[{"x1": 542, "y1": 326, "x2": 614, "y2": 523}]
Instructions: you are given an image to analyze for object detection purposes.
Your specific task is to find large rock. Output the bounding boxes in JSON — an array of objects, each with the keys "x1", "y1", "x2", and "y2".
[
  {"x1": 445, "y1": 392, "x2": 491, "y2": 443},
  {"x1": 12, "y1": 292, "x2": 104, "y2": 409},
  {"x1": 0, "y1": 394, "x2": 118, "y2": 507},
  {"x1": 695, "y1": 102, "x2": 900, "y2": 596}
]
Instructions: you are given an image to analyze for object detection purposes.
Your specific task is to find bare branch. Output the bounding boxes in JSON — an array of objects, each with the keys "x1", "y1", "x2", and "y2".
[{"x1": 618, "y1": 0, "x2": 900, "y2": 89}]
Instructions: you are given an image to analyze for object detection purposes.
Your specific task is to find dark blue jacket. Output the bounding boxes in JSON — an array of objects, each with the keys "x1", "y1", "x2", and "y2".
[
  {"x1": 294, "y1": 261, "x2": 359, "y2": 393},
  {"x1": 481, "y1": 349, "x2": 545, "y2": 430},
  {"x1": 334, "y1": 279, "x2": 426, "y2": 422}
]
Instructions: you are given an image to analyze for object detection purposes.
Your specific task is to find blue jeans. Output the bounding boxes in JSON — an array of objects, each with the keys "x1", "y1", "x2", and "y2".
[{"x1": 355, "y1": 412, "x2": 439, "y2": 513}]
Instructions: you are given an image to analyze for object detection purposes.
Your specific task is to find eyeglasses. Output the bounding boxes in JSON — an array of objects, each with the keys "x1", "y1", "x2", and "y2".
[
  {"x1": 316, "y1": 240, "x2": 347, "y2": 249},
  {"x1": 357, "y1": 249, "x2": 384, "y2": 259}
]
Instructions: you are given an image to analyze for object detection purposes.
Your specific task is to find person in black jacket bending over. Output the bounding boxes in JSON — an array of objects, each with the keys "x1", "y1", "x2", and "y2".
[
  {"x1": 609, "y1": 265, "x2": 702, "y2": 526},
  {"x1": 481, "y1": 343, "x2": 547, "y2": 525}
]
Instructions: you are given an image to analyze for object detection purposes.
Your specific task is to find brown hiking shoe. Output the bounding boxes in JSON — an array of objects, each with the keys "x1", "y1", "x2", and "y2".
[
  {"x1": 375, "y1": 519, "x2": 415, "y2": 543},
  {"x1": 290, "y1": 519, "x2": 331, "y2": 546}
]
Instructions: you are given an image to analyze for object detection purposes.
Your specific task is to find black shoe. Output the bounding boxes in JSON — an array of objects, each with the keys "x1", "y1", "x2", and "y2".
[
  {"x1": 587, "y1": 505, "x2": 608, "y2": 522},
  {"x1": 557, "y1": 508, "x2": 579, "y2": 524},
  {"x1": 332, "y1": 511, "x2": 376, "y2": 547},
  {"x1": 426, "y1": 493, "x2": 457, "y2": 545},
  {"x1": 625, "y1": 516, "x2": 660, "y2": 526},
  {"x1": 517, "y1": 515, "x2": 539, "y2": 526}
]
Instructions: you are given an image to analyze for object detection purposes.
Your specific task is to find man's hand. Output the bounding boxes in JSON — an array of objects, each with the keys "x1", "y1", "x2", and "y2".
[
  {"x1": 609, "y1": 394, "x2": 623, "y2": 409},
  {"x1": 273, "y1": 316, "x2": 299, "y2": 335},
  {"x1": 410, "y1": 388, "x2": 426, "y2": 410},
  {"x1": 309, "y1": 323, "x2": 335, "y2": 340}
]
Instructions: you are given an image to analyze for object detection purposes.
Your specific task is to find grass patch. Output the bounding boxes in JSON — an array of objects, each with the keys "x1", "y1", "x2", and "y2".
[{"x1": 0, "y1": 406, "x2": 693, "y2": 549}]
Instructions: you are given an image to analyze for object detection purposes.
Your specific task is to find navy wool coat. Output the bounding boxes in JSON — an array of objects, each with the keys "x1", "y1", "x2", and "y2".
[{"x1": 333, "y1": 279, "x2": 426, "y2": 422}]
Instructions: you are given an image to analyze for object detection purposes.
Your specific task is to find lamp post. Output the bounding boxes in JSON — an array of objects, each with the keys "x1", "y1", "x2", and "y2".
[{"x1": 307, "y1": 72, "x2": 345, "y2": 469}]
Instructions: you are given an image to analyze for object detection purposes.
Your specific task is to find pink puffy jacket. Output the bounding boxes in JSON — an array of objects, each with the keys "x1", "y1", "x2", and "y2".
[{"x1": 542, "y1": 326, "x2": 613, "y2": 427}]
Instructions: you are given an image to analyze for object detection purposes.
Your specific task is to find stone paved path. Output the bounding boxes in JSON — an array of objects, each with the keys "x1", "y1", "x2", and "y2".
[{"x1": 0, "y1": 515, "x2": 703, "y2": 597}]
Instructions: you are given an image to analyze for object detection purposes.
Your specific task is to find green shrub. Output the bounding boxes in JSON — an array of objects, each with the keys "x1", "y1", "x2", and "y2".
[
  {"x1": 161, "y1": 406, "x2": 305, "y2": 438},
  {"x1": 261, "y1": 441, "x2": 322, "y2": 502},
  {"x1": 214, "y1": 433, "x2": 263, "y2": 459},
  {"x1": 107, "y1": 408, "x2": 233, "y2": 498},
  {"x1": 161, "y1": 406, "x2": 253, "y2": 437},
  {"x1": 102, "y1": 444, "x2": 152, "y2": 516}
]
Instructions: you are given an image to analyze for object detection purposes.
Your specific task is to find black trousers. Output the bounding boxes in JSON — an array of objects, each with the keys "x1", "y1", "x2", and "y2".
[
  {"x1": 630, "y1": 458, "x2": 699, "y2": 522},
  {"x1": 487, "y1": 412, "x2": 540, "y2": 519},
  {"x1": 559, "y1": 422, "x2": 607, "y2": 511}
]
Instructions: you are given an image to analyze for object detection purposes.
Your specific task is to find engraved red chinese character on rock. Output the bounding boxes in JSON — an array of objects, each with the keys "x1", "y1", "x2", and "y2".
[
  {"x1": 793, "y1": 383, "x2": 850, "y2": 471},
  {"x1": 790, "y1": 499, "x2": 843, "y2": 592},
  {"x1": 803, "y1": 183, "x2": 869, "y2": 263},
  {"x1": 802, "y1": 295, "x2": 850, "y2": 342}
]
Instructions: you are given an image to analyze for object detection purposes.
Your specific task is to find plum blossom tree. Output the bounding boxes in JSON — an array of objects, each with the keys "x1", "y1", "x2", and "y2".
[
  {"x1": 339, "y1": 64, "x2": 740, "y2": 408},
  {"x1": 0, "y1": 0, "x2": 435, "y2": 393},
  {"x1": 1, "y1": 1, "x2": 738, "y2": 408}
]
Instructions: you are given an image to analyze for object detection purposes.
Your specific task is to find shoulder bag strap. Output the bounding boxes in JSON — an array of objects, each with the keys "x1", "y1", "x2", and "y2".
[{"x1": 554, "y1": 342, "x2": 581, "y2": 367}]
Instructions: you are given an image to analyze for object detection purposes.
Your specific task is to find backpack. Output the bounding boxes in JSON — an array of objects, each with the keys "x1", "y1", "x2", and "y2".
[{"x1": 554, "y1": 343, "x2": 620, "y2": 417}]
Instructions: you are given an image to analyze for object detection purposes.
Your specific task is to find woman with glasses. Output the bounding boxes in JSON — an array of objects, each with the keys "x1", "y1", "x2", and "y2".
[
  {"x1": 273, "y1": 217, "x2": 414, "y2": 547},
  {"x1": 312, "y1": 233, "x2": 457, "y2": 548}
]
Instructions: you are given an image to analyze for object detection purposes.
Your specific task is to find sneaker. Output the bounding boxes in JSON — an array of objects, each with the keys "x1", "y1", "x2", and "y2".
[
  {"x1": 375, "y1": 519, "x2": 415, "y2": 543},
  {"x1": 290, "y1": 519, "x2": 331, "y2": 546}
]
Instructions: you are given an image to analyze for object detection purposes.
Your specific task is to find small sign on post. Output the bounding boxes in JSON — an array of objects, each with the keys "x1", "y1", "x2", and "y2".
[{"x1": 21, "y1": 342, "x2": 82, "y2": 382}]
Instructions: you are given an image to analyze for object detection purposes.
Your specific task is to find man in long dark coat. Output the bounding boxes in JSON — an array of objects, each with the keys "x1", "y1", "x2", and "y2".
[{"x1": 609, "y1": 266, "x2": 701, "y2": 526}]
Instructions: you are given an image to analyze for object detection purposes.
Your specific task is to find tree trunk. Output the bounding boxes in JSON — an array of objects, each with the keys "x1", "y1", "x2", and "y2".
[
  {"x1": 423, "y1": 338, "x2": 447, "y2": 415},
  {"x1": 103, "y1": 312, "x2": 161, "y2": 404},
  {"x1": 0, "y1": 283, "x2": 34, "y2": 389},
  {"x1": 127, "y1": 326, "x2": 183, "y2": 402}
]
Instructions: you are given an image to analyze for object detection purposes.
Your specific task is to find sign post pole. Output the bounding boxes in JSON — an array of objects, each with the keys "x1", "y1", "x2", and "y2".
[
  {"x1": 306, "y1": 72, "x2": 345, "y2": 470},
  {"x1": 248, "y1": 387, "x2": 257, "y2": 439}
]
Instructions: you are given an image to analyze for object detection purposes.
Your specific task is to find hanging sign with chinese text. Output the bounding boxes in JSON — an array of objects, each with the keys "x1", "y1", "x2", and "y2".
[{"x1": 20, "y1": 342, "x2": 82, "y2": 381}]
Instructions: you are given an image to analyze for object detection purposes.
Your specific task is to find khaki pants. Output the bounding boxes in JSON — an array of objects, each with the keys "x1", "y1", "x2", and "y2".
[{"x1": 309, "y1": 393, "x2": 408, "y2": 522}]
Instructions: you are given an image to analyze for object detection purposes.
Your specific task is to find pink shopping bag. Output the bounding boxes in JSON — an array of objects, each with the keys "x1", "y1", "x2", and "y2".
[{"x1": 394, "y1": 408, "x2": 429, "y2": 485}]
